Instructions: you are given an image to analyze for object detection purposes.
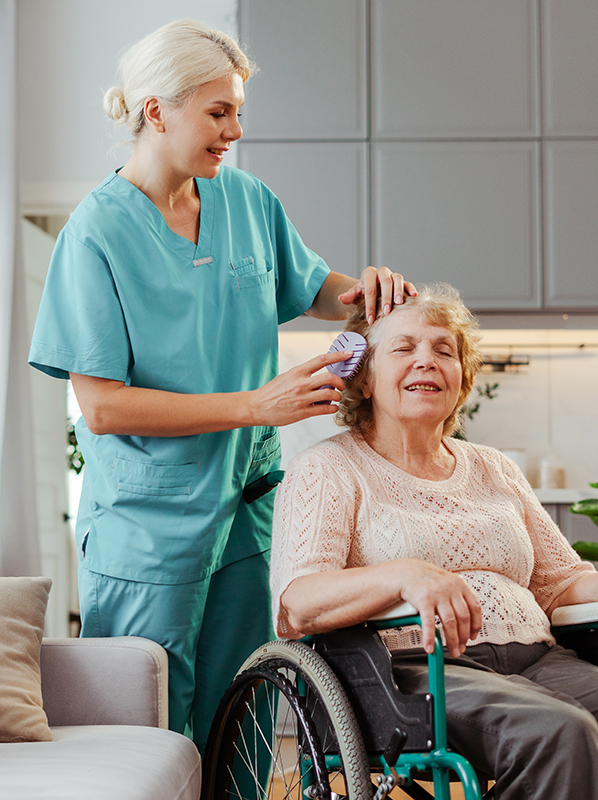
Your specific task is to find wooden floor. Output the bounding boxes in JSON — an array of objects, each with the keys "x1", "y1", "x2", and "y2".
[
  {"x1": 271, "y1": 773, "x2": 469, "y2": 799},
  {"x1": 270, "y1": 738, "x2": 474, "y2": 799}
]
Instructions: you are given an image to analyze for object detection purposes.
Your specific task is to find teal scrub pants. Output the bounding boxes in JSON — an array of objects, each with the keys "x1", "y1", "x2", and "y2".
[{"x1": 78, "y1": 549, "x2": 275, "y2": 754}]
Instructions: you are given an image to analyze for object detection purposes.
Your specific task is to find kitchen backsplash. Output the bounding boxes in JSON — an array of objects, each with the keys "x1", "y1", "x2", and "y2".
[{"x1": 278, "y1": 326, "x2": 598, "y2": 489}]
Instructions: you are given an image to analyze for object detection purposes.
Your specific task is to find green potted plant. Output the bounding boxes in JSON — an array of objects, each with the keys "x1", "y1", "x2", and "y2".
[
  {"x1": 67, "y1": 417, "x2": 85, "y2": 475},
  {"x1": 453, "y1": 382, "x2": 499, "y2": 441},
  {"x1": 570, "y1": 483, "x2": 598, "y2": 560}
]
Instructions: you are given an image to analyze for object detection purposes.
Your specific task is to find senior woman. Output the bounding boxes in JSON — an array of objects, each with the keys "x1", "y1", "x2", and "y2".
[
  {"x1": 271, "y1": 283, "x2": 598, "y2": 800},
  {"x1": 28, "y1": 19, "x2": 414, "y2": 754}
]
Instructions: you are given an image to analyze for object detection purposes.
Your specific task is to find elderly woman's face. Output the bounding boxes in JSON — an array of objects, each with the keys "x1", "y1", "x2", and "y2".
[{"x1": 363, "y1": 306, "x2": 463, "y2": 432}]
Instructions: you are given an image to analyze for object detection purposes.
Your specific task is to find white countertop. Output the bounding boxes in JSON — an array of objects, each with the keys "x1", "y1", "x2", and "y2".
[{"x1": 533, "y1": 488, "x2": 598, "y2": 504}]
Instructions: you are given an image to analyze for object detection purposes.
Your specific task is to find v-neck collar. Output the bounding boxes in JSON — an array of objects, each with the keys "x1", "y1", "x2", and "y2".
[{"x1": 112, "y1": 171, "x2": 216, "y2": 264}]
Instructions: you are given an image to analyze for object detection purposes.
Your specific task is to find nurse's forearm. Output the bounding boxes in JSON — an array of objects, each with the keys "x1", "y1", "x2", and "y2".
[
  {"x1": 305, "y1": 272, "x2": 355, "y2": 320},
  {"x1": 69, "y1": 353, "x2": 348, "y2": 436},
  {"x1": 70, "y1": 373, "x2": 260, "y2": 436}
]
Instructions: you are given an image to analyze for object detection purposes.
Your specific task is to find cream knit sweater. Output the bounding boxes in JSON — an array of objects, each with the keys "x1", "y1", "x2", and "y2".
[{"x1": 271, "y1": 431, "x2": 593, "y2": 651}]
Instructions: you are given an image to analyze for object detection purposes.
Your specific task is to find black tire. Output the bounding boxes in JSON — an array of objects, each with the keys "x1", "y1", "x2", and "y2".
[{"x1": 202, "y1": 640, "x2": 371, "y2": 800}]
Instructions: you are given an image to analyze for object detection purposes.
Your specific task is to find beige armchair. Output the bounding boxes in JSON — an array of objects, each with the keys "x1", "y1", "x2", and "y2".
[{"x1": 0, "y1": 637, "x2": 201, "y2": 800}]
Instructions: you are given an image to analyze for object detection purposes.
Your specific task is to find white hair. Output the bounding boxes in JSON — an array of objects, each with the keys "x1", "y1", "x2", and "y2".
[{"x1": 103, "y1": 19, "x2": 254, "y2": 139}]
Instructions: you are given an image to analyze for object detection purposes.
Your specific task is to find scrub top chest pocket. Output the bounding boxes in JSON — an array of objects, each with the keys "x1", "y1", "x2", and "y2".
[
  {"x1": 112, "y1": 457, "x2": 200, "y2": 498},
  {"x1": 229, "y1": 256, "x2": 273, "y2": 290}
]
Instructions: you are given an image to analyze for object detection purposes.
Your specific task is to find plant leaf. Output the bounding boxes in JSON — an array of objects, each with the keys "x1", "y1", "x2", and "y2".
[
  {"x1": 571, "y1": 499, "x2": 598, "y2": 516},
  {"x1": 572, "y1": 540, "x2": 598, "y2": 559}
]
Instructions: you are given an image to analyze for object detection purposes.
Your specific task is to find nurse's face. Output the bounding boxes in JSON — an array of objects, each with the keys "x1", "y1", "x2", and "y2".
[{"x1": 160, "y1": 72, "x2": 245, "y2": 180}]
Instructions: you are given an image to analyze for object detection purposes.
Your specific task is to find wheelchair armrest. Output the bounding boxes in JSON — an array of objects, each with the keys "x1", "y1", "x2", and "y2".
[
  {"x1": 551, "y1": 601, "x2": 598, "y2": 628},
  {"x1": 368, "y1": 601, "x2": 418, "y2": 622},
  {"x1": 551, "y1": 602, "x2": 598, "y2": 667}
]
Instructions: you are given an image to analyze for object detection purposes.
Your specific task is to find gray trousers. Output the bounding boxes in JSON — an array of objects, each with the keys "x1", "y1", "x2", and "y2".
[{"x1": 392, "y1": 642, "x2": 598, "y2": 800}]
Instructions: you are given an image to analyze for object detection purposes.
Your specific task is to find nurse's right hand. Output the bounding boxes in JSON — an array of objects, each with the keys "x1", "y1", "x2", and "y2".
[{"x1": 249, "y1": 350, "x2": 353, "y2": 426}]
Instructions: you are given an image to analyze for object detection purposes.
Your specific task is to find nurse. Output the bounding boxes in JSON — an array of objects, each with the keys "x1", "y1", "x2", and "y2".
[{"x1": 28, "y1": 18, "x2": 415, "y2": 752}]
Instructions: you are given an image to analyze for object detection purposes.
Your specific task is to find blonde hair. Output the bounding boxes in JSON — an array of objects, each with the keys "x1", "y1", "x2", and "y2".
[
  {"x1": 103, "y1": 19, "x2": 255, "y2": 139},
  {"x1": 337, "y1": 283, "x2": 483, "y2": 438}
]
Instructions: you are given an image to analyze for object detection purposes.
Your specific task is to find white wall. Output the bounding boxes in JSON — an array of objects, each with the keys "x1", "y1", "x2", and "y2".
[
  {"x1": 17, "y1": 0, "x2": 239, "y2": 213},
  {"x1": 464, "y1": 327, "x2": 598, "y2": 490}
]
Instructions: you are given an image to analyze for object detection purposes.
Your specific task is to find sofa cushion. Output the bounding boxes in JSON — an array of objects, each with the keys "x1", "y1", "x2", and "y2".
[
  {"x1": 0, "y1": 576, "x2": 52, "y2": 742},
  {"x1": 0, "y1": 725, "x2": 201, "y2": 800}
]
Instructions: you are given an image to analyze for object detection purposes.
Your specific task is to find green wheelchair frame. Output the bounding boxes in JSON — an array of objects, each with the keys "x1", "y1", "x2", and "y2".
[
  {"x1": 366, "y1": 613, "x2": 481, "y2": 799},
  {"x1": 304, "y1": 611, "x2": 484, "y2": 800},
  {"x1": 202, "y1": 606, "x2": 486, "y2": 800}
]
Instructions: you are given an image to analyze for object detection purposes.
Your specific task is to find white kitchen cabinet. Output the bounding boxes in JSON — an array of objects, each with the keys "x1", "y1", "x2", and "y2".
[
  {"x1": 239, "y1": 142, "x2": 368, "y2": 278},
  {"x1": 543, "y1": 141, "x2": 598, "y2": 308},
  {"x1": 371, "y1": 0, "x2": 539, "y2": 139},
  {"x1": 372, "y1": 142, "x2": 541, "y2": 309},
  {"x1": 542, "y1": 0, "x2": 598, "y2": 136},
  {"x1": 238, "y1": 0, "x2": 366, "y2": 140}
]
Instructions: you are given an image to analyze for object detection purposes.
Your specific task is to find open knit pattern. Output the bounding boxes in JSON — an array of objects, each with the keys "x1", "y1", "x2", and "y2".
[{"x1": 271, "y1": 431, "x2": 593, "y2": 651}]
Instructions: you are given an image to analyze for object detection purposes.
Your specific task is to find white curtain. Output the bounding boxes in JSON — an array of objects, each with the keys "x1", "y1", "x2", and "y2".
[{"x1": 0, "y1": 0, "x2": 41, "y2": 575}]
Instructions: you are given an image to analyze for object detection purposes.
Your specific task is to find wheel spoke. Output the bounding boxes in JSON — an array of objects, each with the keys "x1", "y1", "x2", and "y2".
[
  {"x1": 203, "y1": 643, "x2": 370, "y2": 800},
  {"x1": 229, "y1": 732, "x2": 269, "y2": 800}
]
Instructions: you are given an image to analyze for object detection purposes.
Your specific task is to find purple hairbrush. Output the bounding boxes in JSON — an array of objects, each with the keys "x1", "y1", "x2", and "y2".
[{"x1": 316, "y1": 331, "x2": 367, "y2": 404}]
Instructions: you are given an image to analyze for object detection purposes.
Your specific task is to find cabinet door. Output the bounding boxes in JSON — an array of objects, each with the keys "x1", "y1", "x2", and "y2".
[
  {"x1": 372, "y1": 142, "x2": 541, "y2": 309},
  {"x1": 542, "y1": 0, "x2": 598, "y2": 136},
  {"x1": 555, "y1": 505, "x2": 598, "y2": 547},
  {"x1": 371, "y1": 0, "x2": 539, "y2": 138},
  {"x1": 239, "y1": 142, "x2": 368, "y2": 279},
  {"x1": 543, "y1": 142, "x2": 598, "y2": 308},
  {"x1": 238, "y1": 0, "x2": 366, "y2": 139}
]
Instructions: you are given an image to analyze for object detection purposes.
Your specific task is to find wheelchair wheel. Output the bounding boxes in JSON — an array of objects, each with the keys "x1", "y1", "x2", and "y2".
[{"x1": 202, "y1": 639, "x2": 371, "y2": 800}]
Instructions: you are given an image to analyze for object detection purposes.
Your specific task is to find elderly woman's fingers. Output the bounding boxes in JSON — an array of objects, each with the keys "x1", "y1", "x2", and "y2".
[
  {"x1": 436, "y1": 600, "x2": 463, "y2": 658},
  {"x1": 441, "y1": 597, "x2": 475, "y2": 657},
  {"x1": 418, "y1": 605, "x2": 440, "y2": 656},
  {"x1": 444, "y1": 590, "x2": 483, "y2": 657}
]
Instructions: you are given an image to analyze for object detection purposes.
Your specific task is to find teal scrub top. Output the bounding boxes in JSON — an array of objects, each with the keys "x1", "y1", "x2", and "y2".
[{"x1": 29, "y1": 166, "x2": 329, "y2": 584}]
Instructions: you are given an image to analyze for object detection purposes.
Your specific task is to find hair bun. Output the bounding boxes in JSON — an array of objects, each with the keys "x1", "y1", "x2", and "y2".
[{"x1": 103, "y1": 86, "x2": 128, "y2": 122}]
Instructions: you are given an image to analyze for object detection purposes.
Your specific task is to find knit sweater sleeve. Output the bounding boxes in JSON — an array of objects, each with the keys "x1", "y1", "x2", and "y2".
[
  {"x1": 270, "y1": 441, "x2": 356, "y2": 637},
  {"x1": 497, "y1": 451, "x2": 594, "y2": 614}
]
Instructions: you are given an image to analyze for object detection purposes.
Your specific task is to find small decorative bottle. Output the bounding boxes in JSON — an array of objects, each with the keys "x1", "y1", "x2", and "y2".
[{"x1": 540, "y1": 452, "x2": 565, "y2": 490}]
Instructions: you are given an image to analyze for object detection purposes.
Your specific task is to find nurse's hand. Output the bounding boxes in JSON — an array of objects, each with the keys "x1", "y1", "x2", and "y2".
[
  {"x1": 339, "y1": 267, "x2": 417, "y2": 326},
  {"x1": 250, "y1": 350, "x2": 353, "y2": 426}
]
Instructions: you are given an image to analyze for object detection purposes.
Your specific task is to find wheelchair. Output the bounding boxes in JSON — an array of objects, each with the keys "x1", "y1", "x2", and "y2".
[{"x1": 201, "y1": 599, "x2": 598, "y2": 800}]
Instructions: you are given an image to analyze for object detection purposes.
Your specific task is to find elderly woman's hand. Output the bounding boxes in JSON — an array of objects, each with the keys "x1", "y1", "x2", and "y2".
[
  {"x1": 338, "y1": 266, "x2": 418, "y2": 325},
  {"x1": 278, "y1": 558, "x2": 482, "y2": 653},
  {"x1": 395, "y1": 560, "x2": 483, "y2": 658}
]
